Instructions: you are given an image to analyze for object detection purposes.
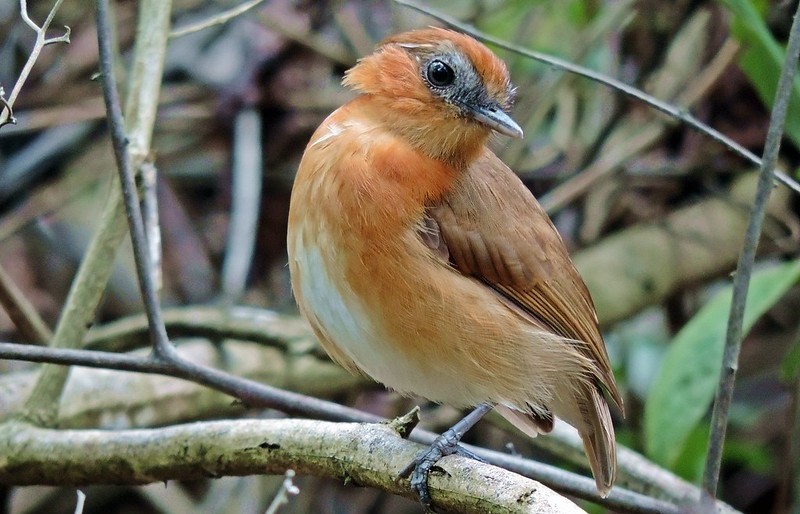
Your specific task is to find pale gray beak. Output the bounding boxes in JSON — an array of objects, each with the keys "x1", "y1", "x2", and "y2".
[{"x1": 469, "y1": 104, "x2": 524, "y2": 139}]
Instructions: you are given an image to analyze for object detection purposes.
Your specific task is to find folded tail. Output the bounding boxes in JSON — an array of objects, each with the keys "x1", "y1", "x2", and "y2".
[
  {"x1": 496, "y1": 385, "x2": 616, "y2": 497},
  {"x1": 577, "y1": 385, "x2": 616, "y2": 496}
]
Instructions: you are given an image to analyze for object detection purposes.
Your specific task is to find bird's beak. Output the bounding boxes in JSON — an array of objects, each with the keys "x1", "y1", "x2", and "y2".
[{"x1": 468, "y1": 105, "x2": 524, "y2": 139}]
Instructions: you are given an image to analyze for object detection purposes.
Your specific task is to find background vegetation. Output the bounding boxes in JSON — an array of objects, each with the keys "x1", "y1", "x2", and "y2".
[{"x1": 0, "y1": 0, "x2": 799, "y2": 513}]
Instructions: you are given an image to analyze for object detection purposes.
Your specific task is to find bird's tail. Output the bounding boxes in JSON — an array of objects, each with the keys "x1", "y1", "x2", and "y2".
[
  {"x1": 539, "y1": 379, "x2": 617, "y2": 497},
  {"x1": 497, "y1": 382, "x2": 617, "y2": 496},
  {"x1": 575, "y1": 385, "x2": 616, "y2": 497}
]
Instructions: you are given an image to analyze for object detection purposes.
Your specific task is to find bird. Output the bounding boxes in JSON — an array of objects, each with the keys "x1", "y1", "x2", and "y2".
[{"x1": 287, "y1": 27, "x2": 623, "y2": 507}]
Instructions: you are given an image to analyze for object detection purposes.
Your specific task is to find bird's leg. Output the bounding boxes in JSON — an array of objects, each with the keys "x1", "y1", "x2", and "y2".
[{"x1": 399, "y1": 403, "x2": 493, "y2": 508}]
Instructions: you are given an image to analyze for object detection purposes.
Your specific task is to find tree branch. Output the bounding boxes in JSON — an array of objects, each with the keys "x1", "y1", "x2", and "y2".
[
  {"x1": 82, "y1": 305, "x2": 315, "y2": 353},
  {"x1": 0, "y1": 337, "x2": 737, "y2": 514},
  {"x1": 0, "y1": 419, "x2": 587, "y2": 514},
  {"x1": 21, "y1": 188, "x2": 129, "y2": 425},
  {"x1": 0, "y1": 263, "x2": 52, "y2": 344},
  {"x1": 0, "y1": 339, "x2": 362, "y2": 428}
]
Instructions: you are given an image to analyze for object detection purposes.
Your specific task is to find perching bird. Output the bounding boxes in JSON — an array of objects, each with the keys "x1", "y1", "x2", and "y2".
[{"x1": 287, "y1": 27, "x2": 623, "y2": 506}]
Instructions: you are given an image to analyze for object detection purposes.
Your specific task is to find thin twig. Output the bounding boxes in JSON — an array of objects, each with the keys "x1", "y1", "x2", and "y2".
[
  {"x1": 264, "y1": 470, "x2": 300, "y2": 514},
  {"x1": 169, "y1": 0, "x2": 266, "y2": 38},
  {"x1": 0, "y1": 263, "x2": 52, "y2": 344},
  {"x1": 702, "y1": 2, "x2": 800, "y2": 501},
  {"x1": 0, "y1": 87, "x2": 15, "y2": 127},
  {"x1": 96, "y1": 0, "x2": 173, "y2": 360},
  {"x1": 393, "y1": 0, "x2": 800, "y2": 196},
  {"x1": 0, "y1": 0, "x2": 70, "y2": 128},
  {"x1": 73, "y1": 490, "x2": 86, "y2": 514}
]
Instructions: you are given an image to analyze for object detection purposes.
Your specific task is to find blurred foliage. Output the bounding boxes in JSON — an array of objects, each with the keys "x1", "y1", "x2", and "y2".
[
  {"x1": 1, "y1": 0, "x2": 800, "y2": 513},
  {"x1": 645, "y1": 260, "x2": 800, "y2": 470},
  {"x1": 721, "y1": 0, "x2": 800, "y2": 147}
]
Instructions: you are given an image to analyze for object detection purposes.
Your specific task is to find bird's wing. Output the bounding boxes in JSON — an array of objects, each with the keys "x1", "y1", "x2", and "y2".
[{"x1": 425, "y1": 149, "x2": 622, "y2": 411}]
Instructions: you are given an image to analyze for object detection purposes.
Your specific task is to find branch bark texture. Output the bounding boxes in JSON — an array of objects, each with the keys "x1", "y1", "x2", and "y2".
[{"x1": 0, "y1": 419, "x2": 586, "y2": 514}]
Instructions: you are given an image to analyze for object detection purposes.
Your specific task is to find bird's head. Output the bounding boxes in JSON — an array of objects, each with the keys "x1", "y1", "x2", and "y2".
[{"x1": 343, "y1": 28, "x2": 522, "y2": 166}]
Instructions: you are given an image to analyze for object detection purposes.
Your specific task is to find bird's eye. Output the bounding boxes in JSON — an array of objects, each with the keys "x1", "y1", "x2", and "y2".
[{"x1": 426, "y1": 60, "x2": 455, "y2": 87}]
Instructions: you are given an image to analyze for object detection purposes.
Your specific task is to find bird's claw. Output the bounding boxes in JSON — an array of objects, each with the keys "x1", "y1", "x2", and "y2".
[{"x1": 398, "y1": 428, "x2": 486, "y2": 509}]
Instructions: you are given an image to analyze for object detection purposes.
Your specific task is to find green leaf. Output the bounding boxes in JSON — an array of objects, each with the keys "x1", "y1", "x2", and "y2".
[
  {"x1": 723, "y1": 437, "x2": 774, "y2": 474},
  {"x1": 644, "y1": 259, "x2": 800, "y2": 469},
  {"x1": 672, "y1": 424, "x2": 710, "y2": 482},
  {"x1": 721, "y1": 0, "x2": 800, "y2": 148},
  {"x1": 781, "y1": 339, "x2": 800, "y2": 383}
]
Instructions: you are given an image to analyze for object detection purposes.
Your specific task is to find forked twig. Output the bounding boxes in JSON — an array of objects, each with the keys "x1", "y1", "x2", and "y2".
[
  {"x1": 264, "y1": 470, "x2": 300, "y2": 514},
  {"x1": 0, "y1": 0, "x2": 71, "y2": 128}
]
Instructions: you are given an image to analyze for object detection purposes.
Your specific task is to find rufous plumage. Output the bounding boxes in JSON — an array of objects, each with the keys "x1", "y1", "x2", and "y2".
[{"x1": 287, "y1": 27, "x2": 623, "y2": 502}]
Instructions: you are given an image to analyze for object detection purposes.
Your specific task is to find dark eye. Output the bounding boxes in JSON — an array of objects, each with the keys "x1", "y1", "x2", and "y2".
[{"x1": 426, "y1": 60, "x2": 455, "y2": 87}]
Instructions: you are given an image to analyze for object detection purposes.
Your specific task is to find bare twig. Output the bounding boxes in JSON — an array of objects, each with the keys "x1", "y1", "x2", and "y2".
[
  {"x1": 0, "y1": 87, "x2": 15, "y2": 127},
  {"x1": 702, "y1": 2, "x2": 800, "y2": 501},
  {"x1": 0, "y1": 264, "x2": 52, "y2": 344},
  {"x1": 96, "y1": 0, "x2": 172, "y2": 359},
  {"x1": 0, "y1": 0, "x2": 71, "y2": 128},
  {"x1": 73, "y1": 490, "x2": 86, "y2": 514},
  {"x1": 169, "y1": 0, "x2": 266, "y2": 38},
  {"x1": 393, "y1": 0, "x2": 800, "y2": 197},
  {"x1": 264, "y1": 470, "x2": 300, "y2": 514},
  {"x1": 0, "y1": 339, "x2": 362, "y2": 427}
]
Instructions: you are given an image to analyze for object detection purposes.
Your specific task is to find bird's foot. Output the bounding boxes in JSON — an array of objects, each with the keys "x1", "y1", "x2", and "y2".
[{"x1": 398, "y1": 428, "x2": 486, "y2": 509}]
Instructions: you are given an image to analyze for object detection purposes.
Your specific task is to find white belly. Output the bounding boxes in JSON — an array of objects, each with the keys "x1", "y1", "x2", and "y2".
[{"x1": 291, "y1": 235, "x2": 483, "y2": 405}]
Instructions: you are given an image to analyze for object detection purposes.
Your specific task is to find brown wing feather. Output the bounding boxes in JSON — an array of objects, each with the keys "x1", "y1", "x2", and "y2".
[{"x1": 426, "y1": 148, "x2": 623, "y2": 412}]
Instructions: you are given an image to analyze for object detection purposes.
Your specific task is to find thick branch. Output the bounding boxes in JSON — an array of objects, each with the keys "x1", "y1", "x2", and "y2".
[
  {"x1": 0, "y1": 263, "x2": 52, "y2": 344},
  {"x1": 0, "y1": 338, "x2": 735, "y2": 514},
  {"x1": 0, "y1": 419, "x2": 586, "y2": 514}
]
